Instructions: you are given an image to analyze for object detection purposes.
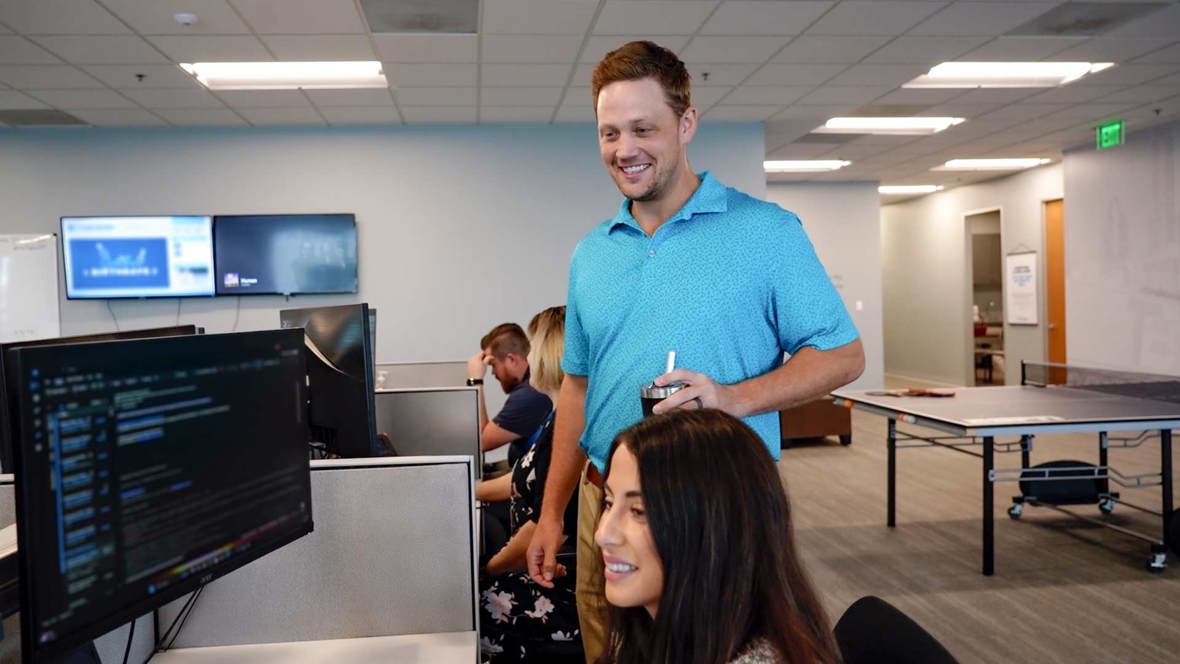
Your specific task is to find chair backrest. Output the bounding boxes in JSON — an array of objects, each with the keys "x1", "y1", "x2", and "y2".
[{"x1": 834, "y1": 596, "x2": 959, "y2": 664}]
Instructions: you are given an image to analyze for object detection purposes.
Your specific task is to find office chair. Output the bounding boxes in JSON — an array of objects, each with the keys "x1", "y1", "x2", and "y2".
[{"x1": 834, "y1": 596, "x2": 959, "y2": 664}]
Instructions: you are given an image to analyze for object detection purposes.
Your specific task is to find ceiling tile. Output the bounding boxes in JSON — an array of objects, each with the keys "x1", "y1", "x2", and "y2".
[
  {"x1": 149, "y1": 35, "x2": 272, "y2": 62},
  {"x1": 1103, "y1": 3, "x2": 1180, "y2": 38},
  {"x1": 582, "y1": 35, "x2": 690, "y2": 63},
  {"x1": 482, "y1": 63, "x2": 570, "y2": 86},
  {"x1": 864, "y1": 36, "x2": 989, "y2": 65},
  {"x1": 70, "y1": 108, "x2": 167, "y2": 126},
  {"x1": 827, "y1": 63, "x2": 927, "y2": 87},
  {"x1": 230, "y1": 0, "x2": 365, "y2": 34},
  {"x1": 394, "y1": 87, "x2": 476, "y2": 106},
  {"x1": 101, "y1": 0, "x2": 252, "y2": 35},
  {"x1": 949, "y1": 88, "x2": 1042, "y2": 104},
  {"x1": 0, "y1": 65, "x2": 104, "y2": 89},
  {"x1": 305, "y1": 89, "x2": 393, "y2": 107},
  {"x1": 261, "y1": 35, "x2": 375, "y2": 60},
  {"x1": 216, "y1": 90, "x2": 312, "y2": 108},
  {"x1": 483, "y1": 0, "x2": 599, "y2": 34},
  {"x1": 797, "y1": 85, "x2": 893, "y2": 104},
  {"x1": 320, "y1": 105, "x2": 400, "y2": 125},
  {"x1": 0, "y1": 90, "x2": 49, "y2": 109},
  {"x1": 594, "y1": 1, "x2": 718, "y2": 35},
  {"x1": 480, "y1": 106, "x2": 554, "y2": 123},
  {"x1": 571, "y1": 63, "x2": 595, "y2": 87},
  {"x1": 119, "y1": 87, "x2": 224, "y2": 108},
  {"x1": 554, "y1": 105, "x2": 595, "y2": 122},
  {"x1": 681, "y1": 36, "x2": 790, "y2": 64},
  {"x1": 238, "y1": 106, "x2": 325, "y2": 125},
  {"x1": 725, "y1": 85, "x2": 811, "y2": 106},
  {"x1": 691, "y1": 86, "x2": 733, "y2": 110},
  {"x1": 685, "y1": 62, "x2": 760, "y2": 86},
  {"x1": 482, "y1": 35, "x2": 580, "y2": 63},
  {"x1": 1080, "y1": 63, "x2": 1180, "y2": 87},
  {"x1": 909, "y1": 2, "x2": 1058, "y2": 37},
  {"x1": 700, "y1": 1, "x2": 833, "y2": 36},
  {"x1": 399, "y1": 105, "x2": 476, "y2": 123},
  {"x1": 772, "y1": 35, "x2": 892, "y2": 64},
  {"x1": 480, "y1": 86, "x2": 562, "y2": 106},
  {"x1": 1023, "y1": 85, "x2": 1123, "y2": 105},
  {"x1": 0, "y1": 0, "x2": 131, "y2": 35},
  {"x1": 84, "y1": 64, "x2": 200, "y2": 89},
  {"x1": 373, "y1": 34, "x2": 477, "y2": 63},
  {"x1": 1095, "y1": 85, "x2": 1179, "y2": 105},
  {"x1": 155, "y1": 108, "x2": 246, "y2": 125},
  {"x1": 747, "y1": 63, "x2": 846, "y2": 86},
  {"x1": 870, "y1": 87, "x2": 964, "y2": 104},
  {"x1": 1133, "y1": 42, "x2": 1180, "y2": 64},
  {"x1": 772, "y1": 103, "x2": 859, "y2": 121},
  {"x1": 974, "y1": 103, "x2": 1069, "y2": 122},
  {"x1": 31, "y1": 36, "x2": 168, "y2": 65},
  {"x1": 962, "y1": 36, "x2": 1088, "y2": 61},
  {"x1": 29, "y1": 89, "x2": 138, "y2": 109},
  {"x1": 0, "y1": 36, "x2": 60, "y2": 65},
  {"x1": 804, "y1": 1, "x2": 946, "y2": 36},
  {"x1": 1052, "y1": 38, "x2": 1179, "y2": 63},
  {"x1": 384, "y1": 63, "x2": 477, "y2": 87},
  {"x1": 704, "y1": 104, "x2": 782, "y2": 121}
]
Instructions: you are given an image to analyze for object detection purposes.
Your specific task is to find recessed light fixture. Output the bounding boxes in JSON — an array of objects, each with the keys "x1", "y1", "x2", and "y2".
[
  {"x1": 934, "y1": 158, "x2": 1051, "y2": 171},
  {"x1": 764, "y1": 160, "x2": 851, "y2": 173},
  {"x1": 878, "y1": 185, "x2": 944, "y2": 195},
  {"x1": 904, "y1": 62, "x2": 1114, "y2": 88},
  {"x1": 815, "y1": 117, "x2": 965, "y2": 135},
  {"x1": 179, "y1": 61, "x2": 386, "y2": 90}
]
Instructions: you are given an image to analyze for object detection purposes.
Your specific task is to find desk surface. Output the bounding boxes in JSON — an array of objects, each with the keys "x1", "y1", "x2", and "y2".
[
  {"x1": 833, "y1": 384, "x2": 1180, "y2": 436},
  {"x1": 151, "y1": 631, "x2": 478, "y2": 664}
]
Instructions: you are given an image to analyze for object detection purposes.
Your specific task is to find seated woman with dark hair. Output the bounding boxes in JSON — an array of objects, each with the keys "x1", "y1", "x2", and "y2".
[
  {"x1": 475, "y1": 305, "x2": 581, "y2": 663},
  {"x1": 595, "y1": 409, "x2": 841, "y2": 664}
]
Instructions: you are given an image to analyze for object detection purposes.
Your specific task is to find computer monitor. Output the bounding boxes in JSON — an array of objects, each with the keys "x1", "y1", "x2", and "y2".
[
  {"x1": 60, "y1": 216, "x2": 215, "y2": 299},
  {"x1": 280, "y1": 304, "x2": 379, "y2": 458},
  {"x1": 8, "y1": 330, "x2": 312, "y2": 663},
  {"x1": 213, "y1": 213, "x2": 358, "y2": 296},
  {"x1": 0, "y1": 326, "x2": 201, "y2": 474}
]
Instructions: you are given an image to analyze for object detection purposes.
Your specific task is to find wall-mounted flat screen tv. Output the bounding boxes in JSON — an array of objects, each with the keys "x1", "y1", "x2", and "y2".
[
  {"x1": 60, "y1": 216, "x2": 215, "y2": 299},
  {"x1": 214, "y1": 213, "x2": 358, "y2": 296}
]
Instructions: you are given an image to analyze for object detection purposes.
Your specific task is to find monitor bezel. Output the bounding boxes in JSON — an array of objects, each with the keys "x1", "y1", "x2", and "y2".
[
  {"x1": 59, "y1": 215, "x2": 217, "y2": 301},
  {"x1": 212, "y1": 213, "x2": 359, "y2": 297}
]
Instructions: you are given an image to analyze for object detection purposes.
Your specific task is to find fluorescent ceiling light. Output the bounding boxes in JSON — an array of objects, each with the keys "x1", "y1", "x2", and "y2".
[
  {"x1": 815, "y1": 117, "x2": 964, "y2": 135},
  {"x1": 764, "y1": 160, "x2": 851, "y2": 173},
  {"x1": 878, "y1": 185, "x2": 944, "y2": 195},
  {"x1": 934, "y1": 158, "x2": 1051, "y2": 171},
  {"x1": 179, "y1": 61, "x2": 386, "y2": 90},
  {"x1": 904, "y1": 62, "x2": 1114, "y2": 88}
]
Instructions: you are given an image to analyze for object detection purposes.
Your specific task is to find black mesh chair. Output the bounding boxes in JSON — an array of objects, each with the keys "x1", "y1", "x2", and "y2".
[{"x1": 834, "y1": 596, "x2": 959, "y2": 664}]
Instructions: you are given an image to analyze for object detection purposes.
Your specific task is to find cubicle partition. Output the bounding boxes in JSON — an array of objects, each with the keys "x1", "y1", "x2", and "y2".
[
  {"x1": 375, "y1": 387, "x2": 480, "y2": 460},
  {"x1": 375, "y1": 361, "x2": 467, "y2": 390}
]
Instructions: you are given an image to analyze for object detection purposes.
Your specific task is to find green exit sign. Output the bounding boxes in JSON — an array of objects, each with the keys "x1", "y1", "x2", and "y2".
[{"x1": 1096, "y1": 120, "x2": 1124, "y2": 150}]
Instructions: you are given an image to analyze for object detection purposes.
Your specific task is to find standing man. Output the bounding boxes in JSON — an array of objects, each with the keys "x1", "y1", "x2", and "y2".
[
  {"x1": 468, "y1": 323, "x2": 553, "y2": 467},
  {"x1": 526, "y1": 41, "x2": 865, "y2": 662}
]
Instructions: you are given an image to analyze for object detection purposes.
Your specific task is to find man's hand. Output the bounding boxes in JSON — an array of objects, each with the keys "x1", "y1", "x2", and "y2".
[
  {"x1": 526, "y1": 515, "x2": 565, "y2": 589},
  {"x1": 652, "y1": 369, "x2": 745, "y2": 417},
  {"x1": 467, "y1": 350, "x2": 489, "y2": 381}
]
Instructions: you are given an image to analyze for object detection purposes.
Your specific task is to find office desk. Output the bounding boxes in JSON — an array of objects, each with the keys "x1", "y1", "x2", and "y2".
[
  {"x1": 151, "y1": 631, "x2": 477, "y2": 663},
  {"x1": 834, "y1": 369, "x2": 1179, "y2": 575}
]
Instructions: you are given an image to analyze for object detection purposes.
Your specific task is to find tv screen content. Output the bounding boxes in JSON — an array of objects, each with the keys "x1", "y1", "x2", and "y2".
[
  {"x1": 60, "y1": 216, "x2": 215, "y2": 299},
  {"x1": 214, "y1": 214, "x2": 358, "y2": 296}
]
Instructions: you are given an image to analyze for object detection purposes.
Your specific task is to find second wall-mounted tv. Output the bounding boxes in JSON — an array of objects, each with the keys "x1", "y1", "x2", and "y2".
[{"x1": 214, "y1": 213, "x2": 358, "y2": 296}]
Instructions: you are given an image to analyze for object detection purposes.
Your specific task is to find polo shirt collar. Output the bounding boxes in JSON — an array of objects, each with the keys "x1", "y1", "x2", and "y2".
[{"x1": 608, "y1": 171, "x2": 728, "y2": 233}]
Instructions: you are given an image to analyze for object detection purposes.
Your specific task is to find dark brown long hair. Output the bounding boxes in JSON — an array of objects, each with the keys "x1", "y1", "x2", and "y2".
[{"x1": 601, "y1": 409, "x2": 840, "y2": 664}]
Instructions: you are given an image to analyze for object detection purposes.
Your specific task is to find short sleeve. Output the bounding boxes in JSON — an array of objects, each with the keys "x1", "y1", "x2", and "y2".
[
  {"x1": 772, "y1": 213, "x2": 860, "y2": 354},
  {"x1": 561, "y1": 245, "x2": 589, "y2": 377},
  {"x1": 494, "y1": 386, "x2": 552, "y2": 438}
]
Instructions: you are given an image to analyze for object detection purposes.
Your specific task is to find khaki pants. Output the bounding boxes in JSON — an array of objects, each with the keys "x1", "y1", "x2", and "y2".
[{"x1": 576, "y1": 462, "x2": 607, "y2": 664}]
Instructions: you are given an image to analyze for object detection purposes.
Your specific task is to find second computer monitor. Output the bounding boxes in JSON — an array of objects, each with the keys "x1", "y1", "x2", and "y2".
[{"x1": 280, "y1": 303, "x2": 379, "y2": 458}]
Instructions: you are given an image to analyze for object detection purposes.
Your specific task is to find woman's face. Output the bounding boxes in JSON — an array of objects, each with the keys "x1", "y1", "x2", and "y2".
[{"x1": 595, "y1": 444, "x2": 664, "y2": 617}]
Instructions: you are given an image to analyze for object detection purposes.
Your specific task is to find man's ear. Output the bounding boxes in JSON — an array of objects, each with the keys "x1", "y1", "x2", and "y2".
[{"x1": 679, "y1": 106, "x2": 698, "y2": 146}]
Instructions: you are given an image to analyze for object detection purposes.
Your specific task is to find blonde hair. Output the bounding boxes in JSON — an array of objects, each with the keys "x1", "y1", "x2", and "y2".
[{"x1": 527, "y1": 306, "x2": 566, "y2": 396}]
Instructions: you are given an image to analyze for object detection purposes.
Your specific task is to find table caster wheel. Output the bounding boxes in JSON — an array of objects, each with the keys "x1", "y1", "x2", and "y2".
[
  {"x1": 1099, "y1": 499, "x2": 1115, "y2": 515},
  {"x1": 1147, "y1": 552, "x2": 1167, "y2": 573},
  {"x1": 1008, "y1": 504, "x2": 1023, "y2": 520},
  {"x1": 839, "y1": 434, "x2": 852, "y2": 446}
]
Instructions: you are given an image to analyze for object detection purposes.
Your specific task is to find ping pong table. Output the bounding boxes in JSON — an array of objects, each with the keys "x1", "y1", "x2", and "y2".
[{"x1": 832, "y1": 362, "x2": 1180, "y2": 576}]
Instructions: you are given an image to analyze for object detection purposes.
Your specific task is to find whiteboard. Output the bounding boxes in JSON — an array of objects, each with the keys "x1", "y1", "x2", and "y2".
[{"x1": 0, "y1": 234, "x2": 61, "y2": 343}]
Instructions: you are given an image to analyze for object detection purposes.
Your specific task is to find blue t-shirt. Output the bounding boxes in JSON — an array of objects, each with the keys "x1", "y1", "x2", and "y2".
[{"x1": 562, "y1": 172, "x2": 859, "y2": 471}]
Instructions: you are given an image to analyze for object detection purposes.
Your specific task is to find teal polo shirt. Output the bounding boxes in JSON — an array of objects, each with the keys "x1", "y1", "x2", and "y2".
[{"x1": 562, "y1": 172, "x2": 859, "y2": 471}]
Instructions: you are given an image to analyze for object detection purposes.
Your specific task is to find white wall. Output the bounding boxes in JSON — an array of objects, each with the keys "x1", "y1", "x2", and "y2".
[
  {"x1": 1063, "y1": 121, "x2": 1180, "y2": 375},
  {"x1": 766, "y1": 182, "x2": 883, "y2": 389},
  {"x1": 0, "y1": 123, "x2": 764, "y2": 364},
  {"x1": 880, "y1": 163, "x2": 1063, "y2": 385}
]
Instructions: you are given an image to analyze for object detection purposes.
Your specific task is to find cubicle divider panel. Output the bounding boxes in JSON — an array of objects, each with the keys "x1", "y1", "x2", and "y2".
[
  {"x1": 374, "y1": 388, "x2": 481, "y2": 464},
  {"x1": 157, "y1": 456, "x2": 477, "y2": 648},
  {"x1": 375, "y1": 362, "x2": 467, "y2": 390},
  {"x1": 0, "y1": 476, "x2": 12, "y2": 529}
]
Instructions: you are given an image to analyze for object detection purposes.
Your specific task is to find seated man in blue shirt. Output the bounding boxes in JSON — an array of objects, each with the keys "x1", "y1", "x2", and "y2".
[{"x1": 468, "y1": 323, "x2": 553, "y2": 467}]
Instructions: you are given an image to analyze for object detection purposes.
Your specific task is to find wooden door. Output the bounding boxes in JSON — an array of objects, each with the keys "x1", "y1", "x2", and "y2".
[{"x1": 1044, "y1": 199, "x2": 1066, "y2": 365}]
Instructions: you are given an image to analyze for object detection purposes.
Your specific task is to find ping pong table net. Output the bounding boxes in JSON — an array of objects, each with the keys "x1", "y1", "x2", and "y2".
[{"x1": 1022, "y1": 362, "x2": 1180, "y2": 405}]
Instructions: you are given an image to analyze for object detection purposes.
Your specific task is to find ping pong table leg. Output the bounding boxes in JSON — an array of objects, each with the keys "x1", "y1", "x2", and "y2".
[
  {"x1": 983, "y1": 435, "x2": 995, "y2": 576},
  {"x1": 888, "y1": 418, "x2": 896, "y2": 528}
]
